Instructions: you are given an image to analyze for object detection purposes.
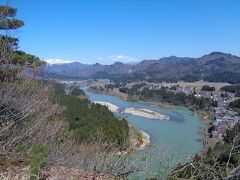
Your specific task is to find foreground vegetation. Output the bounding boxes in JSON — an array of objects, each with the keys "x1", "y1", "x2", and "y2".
[
  {"x1": 170, "y1": 123, "x2": 240, "y2": 179},
  {"x1": 0, "y1": 4, "x2": 132, "y2": 178},
  {"x1": 0, "y1": 79, "x2": 132, "y2": 179}
]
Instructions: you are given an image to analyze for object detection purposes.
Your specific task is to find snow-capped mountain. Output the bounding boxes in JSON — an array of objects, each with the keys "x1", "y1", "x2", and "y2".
[
  {"x1": 43, "y1": 59, "x2": 91, "y2": 77},
  {"x1": 44, "y1": 58, "x2": 74, "y2": 65}
]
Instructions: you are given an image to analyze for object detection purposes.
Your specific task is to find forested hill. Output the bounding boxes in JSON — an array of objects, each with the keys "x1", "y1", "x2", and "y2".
[{"x1": 42, "y1": 52, "x2": 240, "y2": 83}]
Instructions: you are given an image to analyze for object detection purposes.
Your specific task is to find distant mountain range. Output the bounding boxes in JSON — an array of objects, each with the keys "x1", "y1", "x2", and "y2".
[{"x1": 41, "y1": 52, "x2": 240, "y2": 83}]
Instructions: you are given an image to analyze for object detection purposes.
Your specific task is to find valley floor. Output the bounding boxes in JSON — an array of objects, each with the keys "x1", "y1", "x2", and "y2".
[{"x1": 89, "y1": 86, "x2": 219, "y2": 155}]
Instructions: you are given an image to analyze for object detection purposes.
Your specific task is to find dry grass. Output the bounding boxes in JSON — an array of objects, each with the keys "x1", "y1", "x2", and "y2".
[
  {"x1": 161, "y1": 80, "x2": 231, "y2": 91},
  {"x1": 42, "y1": 165, "x2": 114, "y2": 180}
]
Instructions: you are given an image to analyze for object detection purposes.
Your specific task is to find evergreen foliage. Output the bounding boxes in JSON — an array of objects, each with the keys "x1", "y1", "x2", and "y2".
[
  {"x1": 230, "y1": 99, "x2": 240, "y2": 109},
  {"x1": 54, "y1": 85, "x2": 129, "y2": 146},
  {"x1": 69, "y1": 87, "x2": 85, "y2": 97},
  {"x1": 0, "y1": 5, "x2": 24, "y2": 64},
  {"x1": 201, "y1": 85, "x2": 215, "y2": 91},
  {"x1": 0, "y1": 5, "x2": 44, "y2": 81},
  {"x1": 30, "y1": 144, "x2": 49, "y2": 179},
  {"x1": 124, "y1": 85, "x2": 212, "y2": 110},
  {"x1": 221, "y1": 85, "x2": 240, "y2": 97},
  {"x1": 13, "y1": 50, "x2": 45, "y2": 67}
]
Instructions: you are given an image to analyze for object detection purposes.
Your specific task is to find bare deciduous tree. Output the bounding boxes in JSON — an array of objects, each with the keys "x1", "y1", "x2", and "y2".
[
  {"x1": 170, "y1": 132, "x2": 240, "y2": 179},
  {"x1": 0, "y1": 79, "x2": 58, "y2": 152}
]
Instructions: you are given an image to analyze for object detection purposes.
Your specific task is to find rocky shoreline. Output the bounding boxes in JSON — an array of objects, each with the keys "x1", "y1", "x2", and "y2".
[
  {"x1": 138, "y1": 129, "x2": 151, "y2": 150},
  {"x1": 128, "y1": 124, "x2": 151, "y2": 151}
]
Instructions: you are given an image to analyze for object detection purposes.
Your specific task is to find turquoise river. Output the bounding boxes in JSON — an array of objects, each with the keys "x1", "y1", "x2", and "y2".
[{"x1": 83, "y1": 88, "x2": 205, "y2": 178}]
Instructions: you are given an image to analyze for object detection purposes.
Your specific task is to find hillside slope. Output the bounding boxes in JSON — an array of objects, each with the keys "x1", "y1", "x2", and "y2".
[{"x1": 42, "y1": 52, "x2": 240, "y2": 83}]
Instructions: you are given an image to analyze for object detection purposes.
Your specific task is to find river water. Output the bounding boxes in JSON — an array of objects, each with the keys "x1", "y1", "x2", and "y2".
[{"x1": 83, "y1": 88, "x2": 204, "y2": 178}]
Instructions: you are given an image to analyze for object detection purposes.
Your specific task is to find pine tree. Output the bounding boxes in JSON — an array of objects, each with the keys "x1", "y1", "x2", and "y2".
[{"x1": 0, "y1": 5, "x2": 24, "y2": 64}]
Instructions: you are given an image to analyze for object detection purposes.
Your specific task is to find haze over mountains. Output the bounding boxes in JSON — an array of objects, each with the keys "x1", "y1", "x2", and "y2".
[{"x1": 42, "y1": 52, "x2": 240, "y2": 83}]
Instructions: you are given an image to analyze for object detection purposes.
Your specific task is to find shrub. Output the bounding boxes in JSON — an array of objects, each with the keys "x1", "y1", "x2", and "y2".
[{"x1": 29, "y1": 144, "x2": 49, "y2": 179}]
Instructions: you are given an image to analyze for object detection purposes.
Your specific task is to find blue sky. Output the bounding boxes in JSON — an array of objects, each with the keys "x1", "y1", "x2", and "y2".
[{"x1": 8, "y1": 0, "x2": 240, "y2": 64}]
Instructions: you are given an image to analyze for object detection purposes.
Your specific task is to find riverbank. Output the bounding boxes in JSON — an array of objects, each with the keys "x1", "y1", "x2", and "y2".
[
  {"x1": 128, "y1": 124, "x2": 151, "y2": 151},
  {"x1": 92, "y1": 101, "x2": 119, "y2": 112},
  {"x1": 139, "y1": 129, "x2": 151, "y2": 150},
  {"x1": 89, "y1": 87, "x2": 128, "y2": 100},
  {"x1": 191, "y1": 109, "x2": 221, "y2": 155}
]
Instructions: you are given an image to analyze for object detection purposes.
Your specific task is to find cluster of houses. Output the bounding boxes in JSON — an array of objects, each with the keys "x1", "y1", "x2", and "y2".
[
  {"x1": 211, "y1": 106, "x2": 240, "y2": 137},
  {"x1": 126, "y1": 81, "x2": 240, "y2": 138},
  {"x1": 211, "y1": 91, "x2": 240, "y2": 136}
]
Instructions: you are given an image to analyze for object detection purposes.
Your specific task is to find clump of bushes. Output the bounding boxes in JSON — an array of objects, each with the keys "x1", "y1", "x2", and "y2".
[
  {"x1": 201, "y1": 85, "x2": 215, "y2": 91},
  {"x1": 29, "y1": 144, "x2": 49, "y2": 179}
]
